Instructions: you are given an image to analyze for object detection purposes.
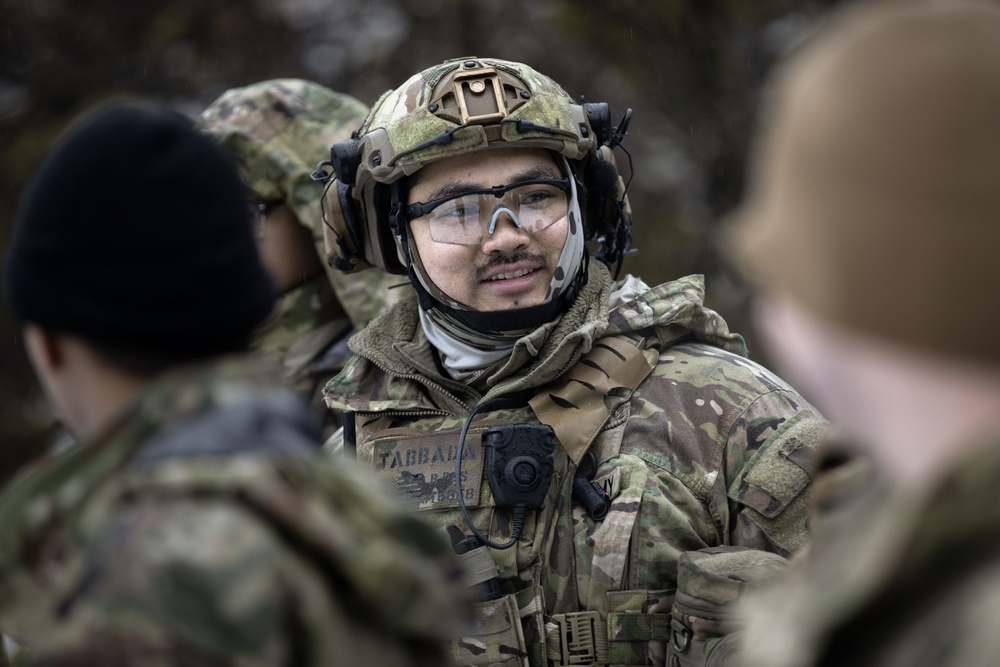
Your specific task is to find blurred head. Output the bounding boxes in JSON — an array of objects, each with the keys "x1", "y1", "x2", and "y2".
[
  {"x1": 4, "y1": 102, "x2": 275, "y2": 370},
  {"x1": 324, "y1": 57, "x2": 632, "y2": 337},
  {"x1": 198, "y1": 79, "x2": 368, "y2": 293},
  {"x1": 726, "y1": 0, "x2": 1000, "y2": 477},
  {"x1": 728, "y1": 0, "x2": 1000, "y2": 369}
]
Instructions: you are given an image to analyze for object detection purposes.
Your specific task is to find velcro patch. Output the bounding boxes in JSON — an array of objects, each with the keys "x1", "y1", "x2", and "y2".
[
  {"x1": 732, "y1": 412, "x2": 823, "y2": 518},
  {"x1": 366, "y1": 429, "x2": 487, "y2": 511}
]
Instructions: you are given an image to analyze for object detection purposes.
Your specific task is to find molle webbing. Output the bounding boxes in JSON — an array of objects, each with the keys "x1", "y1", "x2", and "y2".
[
  {"x1": 528, "y1": 329, "x2": 681, "y2": 465},
  {"x1": 544, "y1": 600, "x2": 673, "y2": 666},
  {"x1": 527, "y1": 329, "x2": 680, "y2": 665}
]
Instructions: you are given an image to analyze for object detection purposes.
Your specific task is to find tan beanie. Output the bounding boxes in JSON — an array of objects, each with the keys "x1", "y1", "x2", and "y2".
[{"x1": 727, "y1": 0, "x2": 1000, "y2": 365}]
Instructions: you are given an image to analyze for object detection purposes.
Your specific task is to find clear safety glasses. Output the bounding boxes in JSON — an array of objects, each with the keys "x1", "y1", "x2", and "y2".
[{"x1": 404, "y1": 178, "x2": 571, "y2": 246}]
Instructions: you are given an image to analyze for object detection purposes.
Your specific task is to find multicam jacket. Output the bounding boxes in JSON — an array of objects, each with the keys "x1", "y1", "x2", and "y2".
[
  {"x1": 0, "y1": 355, "x2": 464, "y2": 667},
  {"x1": 252, "y1": 274, "x2": 355, "y2": 425},
  {"x1": 324, "y1": 263, "x2": 827, "y2": 667},
  {"x1": 740, "y1": 432, "x2": 1000, "y2": 667}
]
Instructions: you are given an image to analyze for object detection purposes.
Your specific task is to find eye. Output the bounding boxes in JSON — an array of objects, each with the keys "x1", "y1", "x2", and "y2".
[
  {"x1": 434, "y1": 197, "x2": 480, "y2": 220},
  {"x1": 518, "y1": 185, "x2": 561, "y2": 208}
]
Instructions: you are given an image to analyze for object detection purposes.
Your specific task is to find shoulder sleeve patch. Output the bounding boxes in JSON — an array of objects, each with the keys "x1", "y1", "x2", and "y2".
[{"x1": 730, "y1": 410, "x2": 826, "y2": 519}]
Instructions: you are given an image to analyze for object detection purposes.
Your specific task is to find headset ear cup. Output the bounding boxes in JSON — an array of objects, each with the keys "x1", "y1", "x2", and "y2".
[
  {"x1": 583, "y1": 102, "x2": 612, "y2": 145},
  {"x1": 371, "y1": 183, "x2": 409, "y2": 275},
  {"x1": 584, "y1": 145, "x2": 632, "y2": 272},
  {"x1": 331, "y1": 139, "x2": 361, "y2": 186},
  {"x1": 600, "y1": 145, "x2": 631, "y2": 223},
  {"x1": 322, "y1": 180, "x2": 371, "y2": 274},
  {"x1": 584, "y1": 146, "x2": 621, "y2": 234}
]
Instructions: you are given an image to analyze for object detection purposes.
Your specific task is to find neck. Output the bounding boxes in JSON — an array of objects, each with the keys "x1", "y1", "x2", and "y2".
[
  {"x1": 844, "y1": 351, "x2": 1000, "y2": 487},
  {"x1": 758, "y1": 296, "x2": 1000, "y2": 488},
  {"x1": 77, "y1": 368, "x2": 149, "y2": 440},
  {"x1": 61, "y1": 341, "x2": 150, "y2": 439}
]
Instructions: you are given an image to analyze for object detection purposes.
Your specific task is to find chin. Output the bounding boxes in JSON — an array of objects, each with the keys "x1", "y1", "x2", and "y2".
[{"x1": 482, "y1": 298, "x2": 546, "y2": 312}]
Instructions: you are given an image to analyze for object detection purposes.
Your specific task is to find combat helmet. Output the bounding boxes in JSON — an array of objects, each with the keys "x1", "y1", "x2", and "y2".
[{"x1": 318, "y1": 57, "x2": 633, "y2": 335}]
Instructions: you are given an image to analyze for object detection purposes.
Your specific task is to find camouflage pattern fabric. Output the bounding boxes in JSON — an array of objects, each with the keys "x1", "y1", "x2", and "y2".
[
  {"x1": 739, "y1": 432, "x2": 1000, "y2": 667},
  {"x1": 251, "y1": 273, "x2": 352, "y2": 401},
  {"x1": 197, "y1": 78, "x2": 409, "y2": 331},
  {"x1": 0, "y1": 355, "x2": 466, "y2": 667},
  {"x1": 324, "y1": 262, "x2": 827, "y2": 667},
  {"x1": 669, "y1": 547, "x2": 788, "y2": 667}
]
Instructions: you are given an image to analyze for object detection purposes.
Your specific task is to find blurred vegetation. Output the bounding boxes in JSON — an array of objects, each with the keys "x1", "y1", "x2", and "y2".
[{"x1": 0, "y1": 0, "x2": 838, "y2": 485}]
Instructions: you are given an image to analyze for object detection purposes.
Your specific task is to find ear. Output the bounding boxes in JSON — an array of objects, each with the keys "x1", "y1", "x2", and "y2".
[
  {"x1": 22, "y1": 324, "x2": 91, "y2": 437},
  {"x1": 23, "y1": 324, "x2": 65, "y2": 377}
]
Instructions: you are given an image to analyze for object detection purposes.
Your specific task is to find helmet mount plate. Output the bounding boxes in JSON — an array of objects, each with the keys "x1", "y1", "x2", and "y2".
[{"x1": 430, "y1": 65, "x2": 527, "y2": 126}]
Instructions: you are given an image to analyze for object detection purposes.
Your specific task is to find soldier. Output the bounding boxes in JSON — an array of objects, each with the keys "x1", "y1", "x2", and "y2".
[
  {"x1": 726, "y1": 2, "x2": 1000, "y2": 665},
  {"x1": 198, "y1": 80, "x2": 408, "y2": 430},
  {"x1": 0, "y1": 102, "x2": 464, "y2": 666},
  {"x1": 319, "y1": 56, "x2": 828, "y2": 666}
]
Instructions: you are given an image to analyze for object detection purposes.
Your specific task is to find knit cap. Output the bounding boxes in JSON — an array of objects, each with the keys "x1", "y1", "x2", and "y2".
[{"x1": 4, "y1": 103, "x2": 276, "y2": 354}]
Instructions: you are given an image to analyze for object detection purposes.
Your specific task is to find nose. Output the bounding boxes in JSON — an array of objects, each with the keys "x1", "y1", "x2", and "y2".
[{"x1": 481, "y1": 206, "x2": 529, "y2": 254}]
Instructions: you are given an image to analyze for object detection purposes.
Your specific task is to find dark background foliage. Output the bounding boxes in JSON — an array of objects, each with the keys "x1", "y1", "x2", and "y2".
[{"x1": 0, "y1": 0, "x2": 838, "y2": 484}]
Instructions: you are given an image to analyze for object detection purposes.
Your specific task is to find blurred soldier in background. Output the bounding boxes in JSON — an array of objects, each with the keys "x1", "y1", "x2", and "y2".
[
  {"x1": 198, "y1": 79, "x2": 408, "y2": 430},
  {"x1": 726, "y1": 2, "x2": 1000, "y2": 665},
  {"x1": 320, "y1": 56, "x2": 827, "y2": 666},
  {"x1": 0, "y1": 102, "x2": 464, "y2": 666}
]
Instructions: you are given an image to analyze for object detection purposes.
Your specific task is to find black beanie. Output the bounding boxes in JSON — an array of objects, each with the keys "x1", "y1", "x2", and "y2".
[{"x1": 4, "y1": 103, "x2": 276, "y2": 355}]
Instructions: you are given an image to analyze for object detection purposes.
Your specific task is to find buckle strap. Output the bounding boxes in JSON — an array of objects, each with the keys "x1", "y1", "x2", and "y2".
[
  {"x1": 606, "y1": 610, "x2": 671, "y2": 641},
  {"x1": 545, "y1": 612, "x2": 608, "y2": 666},
  {"x1": 544, "y1": 610, "x2": 673, "y2": 666}
]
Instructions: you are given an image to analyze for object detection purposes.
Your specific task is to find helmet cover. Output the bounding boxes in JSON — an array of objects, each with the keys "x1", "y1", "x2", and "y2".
[{"x1": 198, "y1": 79, "x2": 367, "y2": 244}]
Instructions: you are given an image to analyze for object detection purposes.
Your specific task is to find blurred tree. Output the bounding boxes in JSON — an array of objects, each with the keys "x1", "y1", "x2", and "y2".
[{"x1": 0, "y1": 0, "x2": 837, "y2": 484}]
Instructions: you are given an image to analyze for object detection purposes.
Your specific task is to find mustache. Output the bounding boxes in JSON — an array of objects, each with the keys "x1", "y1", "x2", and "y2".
[{"x1": 475, "y1": 251, "x2": 548, "y2": 281}]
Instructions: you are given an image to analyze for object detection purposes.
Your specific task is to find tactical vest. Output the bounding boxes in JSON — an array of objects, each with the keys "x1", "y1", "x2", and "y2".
[{"x1": 351, "y1": 328, "x2": 690, "y2": 667}]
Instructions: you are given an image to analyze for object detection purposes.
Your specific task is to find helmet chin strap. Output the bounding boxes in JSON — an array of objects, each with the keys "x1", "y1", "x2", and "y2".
[{"x1": 428, "y1": 260, "x2": 586, "y2": 337}]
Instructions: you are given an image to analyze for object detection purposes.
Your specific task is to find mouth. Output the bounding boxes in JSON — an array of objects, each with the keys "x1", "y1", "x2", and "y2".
[
  {"x1": 475, "y1": 253, "x2": 549, "y2": 296},
  {"x1": 485, "y1": 267, "x2": 536, "y2": 282}
]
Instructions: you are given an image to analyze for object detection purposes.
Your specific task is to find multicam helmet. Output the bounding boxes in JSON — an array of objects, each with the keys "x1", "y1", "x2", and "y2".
[{"x1": 320, "y1": 57, "x2": 632, "y2": 334}]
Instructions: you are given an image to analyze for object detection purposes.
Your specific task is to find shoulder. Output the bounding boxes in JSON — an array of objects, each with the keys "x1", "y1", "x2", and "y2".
[
  {"x1": 742, "y1": 478, "x2": 1000, "y2": 667},
  {"x1": 630, "y1": 341, "x2": 823, "y2": 465},
  {"x1": 86, "y1": 483, "x2": 294, "y2": 590},
  {"x1": 61, "y1": 455, "x2": 460, "y2": 656},
  {"x1": 325, "y1": 299, "x2": 441, "y2": 413},
  {"x1": 626, "y1": 341, "x2": 826, "y2": 546},
  {"x1": 3, "y1": 481, "x2": 303, "y2": 661}
]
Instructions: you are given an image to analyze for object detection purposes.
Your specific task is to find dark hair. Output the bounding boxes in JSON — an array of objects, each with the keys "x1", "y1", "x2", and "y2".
[{"x1": 82, "y1": 335, "x2": 254, "y2": 380}]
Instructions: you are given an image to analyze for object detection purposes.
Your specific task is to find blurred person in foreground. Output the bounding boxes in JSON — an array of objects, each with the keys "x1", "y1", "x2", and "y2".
[
  {"x1": 198, "y1": 79, "x2": 408, "y2": 432},
  {"x1": 725, "y1": 1, "x2": 1000, "y2": 665},
  {"x1": 318, "y1": 56, "x2": 828, "y2": 666},
  {"x1": 0, "y1": 102, "x2": 463, "y2": 666}
]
